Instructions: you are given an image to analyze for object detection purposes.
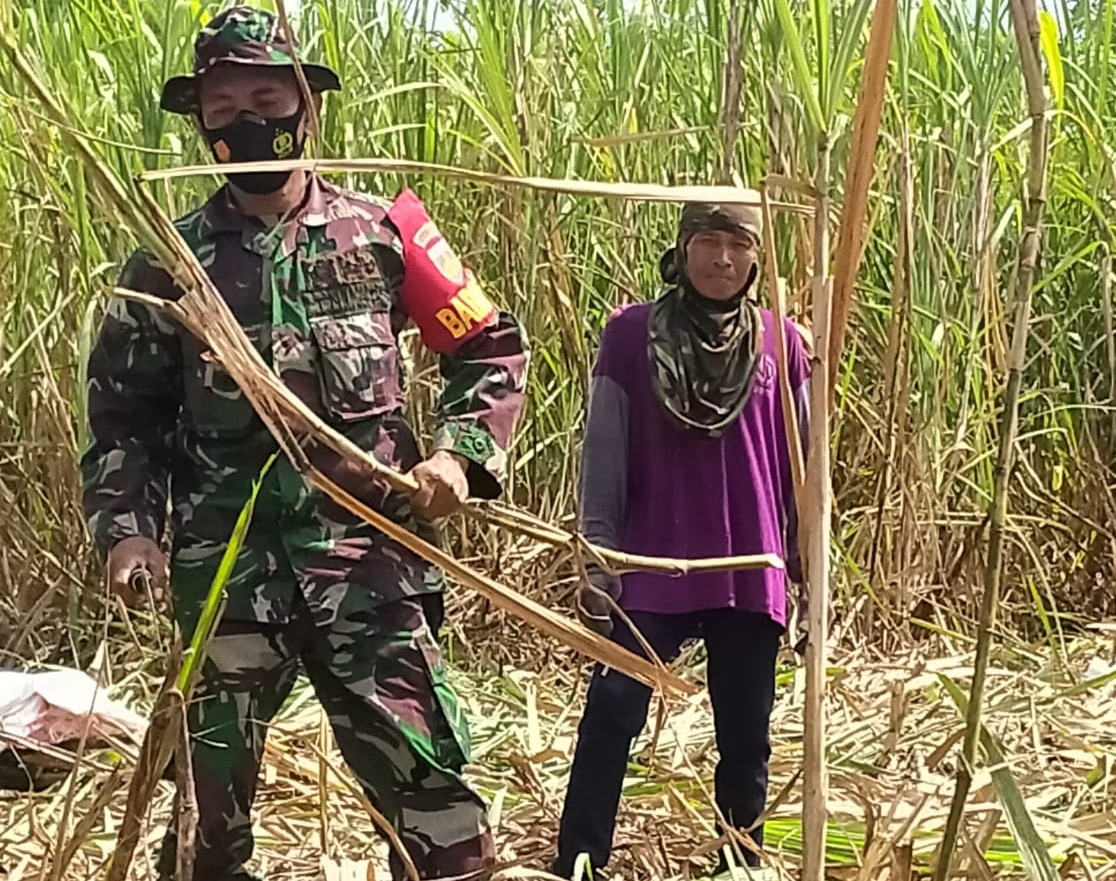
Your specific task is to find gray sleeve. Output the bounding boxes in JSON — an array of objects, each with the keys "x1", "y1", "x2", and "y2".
[
  {"x1": 795, "y1": 378, "x2": 810, "y2": 461},
  {"x1": 785, "y1": 378, "x2": 811, "y2": 584},
  {"x1": 578, "y1": 374, "x2": 629, "y2": 552}
]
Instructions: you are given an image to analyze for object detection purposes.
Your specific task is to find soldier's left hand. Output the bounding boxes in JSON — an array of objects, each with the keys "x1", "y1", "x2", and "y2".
[{"x1": 409, "y1": 450, "x2": 470, "y2": 519}]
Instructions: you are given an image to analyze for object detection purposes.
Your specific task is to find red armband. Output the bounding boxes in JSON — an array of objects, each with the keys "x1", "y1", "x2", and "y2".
[{"x1": 387, "y1": 188, "x2": 497, "y2": 355}]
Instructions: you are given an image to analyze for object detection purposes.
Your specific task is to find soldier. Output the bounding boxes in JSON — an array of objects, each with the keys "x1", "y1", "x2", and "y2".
[
  {"x1": 551, "y1": 201, "x2": 809, "y2": 880},
  {"x1": 81, "y1": 7, "x2": 528, "y2": 880}
]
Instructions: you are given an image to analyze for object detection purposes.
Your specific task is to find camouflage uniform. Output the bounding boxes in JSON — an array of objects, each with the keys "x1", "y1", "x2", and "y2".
[{"x1": 81, "y1": 8, "x2": 528, "y2": 880}]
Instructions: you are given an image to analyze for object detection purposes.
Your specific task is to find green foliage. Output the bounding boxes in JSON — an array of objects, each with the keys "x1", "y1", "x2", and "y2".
[{"x1": 0, "y1": 0, "x2": 1113, "y2": 651}]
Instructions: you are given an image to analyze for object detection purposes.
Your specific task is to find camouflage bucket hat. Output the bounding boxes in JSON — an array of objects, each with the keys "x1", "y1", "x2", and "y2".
[{"x1": 160, "y1": 5, "x2": 341, "y2": 115}]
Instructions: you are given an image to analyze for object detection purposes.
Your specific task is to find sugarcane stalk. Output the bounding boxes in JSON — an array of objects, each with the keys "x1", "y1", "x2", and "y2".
[
  {"x1": 174, "y1": 698, "x2": 197, "y2": 881},
  {"x1": 868, "y1": 124, "x2": 915, "y2": 592},
  {"x1": 274, "y1": 0, "x2": 321, "y2": 149},
  {"x1": 760, "y1": 181, "x2": 811, "y2": 661},
  {"x1": 798, "y1": 3, "x2": 900, "y2": 869},
  {"x1": 301, "y1": 737, "x2": 422, "y2": 881},
  {"x1": 801, "y1": 134, "x2": 832, "y2": 881},
  {"x1": 759, "y1": 183, "x2": 805, "y2": 499},
  {"x1": 718, "y1": 0, "x2": 743, "y2": 185},
  {"x1": 932, "y1": 0, "x2": 1049, "y2": 876}
]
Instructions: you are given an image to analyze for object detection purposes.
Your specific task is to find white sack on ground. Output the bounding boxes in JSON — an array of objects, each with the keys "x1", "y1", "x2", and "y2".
[{"x1": 0, "y1": 668, "x2": 147, "y2": 751}]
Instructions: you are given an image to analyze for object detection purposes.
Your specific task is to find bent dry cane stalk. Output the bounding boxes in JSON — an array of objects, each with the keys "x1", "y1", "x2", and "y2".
[
  {"x1": 107, "y1": 271, "x2": 701, "y2": 696},
  {"x1": 932, "y1": 0, "x2": 1051, "y2": 877},
  {"x1": 801, "y1": 136, "x2": 833, "y2": 881},
  {"x1": 110, "y1": 280, "x2": 776, "y2": 585},
  {"x1": 826, "y1": 0, "x2": 900, "y2": 409},
  {"x1": 300, "y1": 737, "x2": 421, "y2": 881}
]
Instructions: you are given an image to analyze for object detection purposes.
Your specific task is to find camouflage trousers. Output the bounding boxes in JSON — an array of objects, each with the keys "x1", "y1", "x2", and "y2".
[{"x1": 156, "y1": 592, "x2": 494, "y2": 880}]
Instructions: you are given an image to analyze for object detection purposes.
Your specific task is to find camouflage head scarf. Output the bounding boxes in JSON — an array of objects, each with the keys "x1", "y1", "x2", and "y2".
[{"x1": 648, "y1": 198, "x2": 764, "y2": 435}]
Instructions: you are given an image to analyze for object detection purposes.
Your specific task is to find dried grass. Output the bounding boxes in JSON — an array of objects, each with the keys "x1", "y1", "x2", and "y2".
[{"x1": 2, "y1": 614, "x2": 1115, "y2": 881}]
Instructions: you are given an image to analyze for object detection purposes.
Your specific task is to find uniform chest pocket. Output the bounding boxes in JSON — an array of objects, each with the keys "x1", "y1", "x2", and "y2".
[
  {"x1": 183, "y1": 323, "x2": 265, "y2": 438},
  {"x1": 311, "y1": 311, "x2": 402, "y2": 421}
]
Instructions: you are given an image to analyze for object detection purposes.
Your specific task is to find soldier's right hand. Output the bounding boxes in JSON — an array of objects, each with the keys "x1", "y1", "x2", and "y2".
[{"x1": 106, "y1": 536, "x2": 168, "y2": 605}]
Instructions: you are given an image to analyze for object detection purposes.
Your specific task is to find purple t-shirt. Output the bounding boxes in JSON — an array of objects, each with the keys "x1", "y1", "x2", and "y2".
[{"x1": 579, "y1": 303, "x2": 810, "y2": 627}]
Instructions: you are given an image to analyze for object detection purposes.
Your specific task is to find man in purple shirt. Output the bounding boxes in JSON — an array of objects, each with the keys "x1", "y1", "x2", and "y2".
[{"x1": 551, "y1": 200, "x2": 810, "y2": 879}]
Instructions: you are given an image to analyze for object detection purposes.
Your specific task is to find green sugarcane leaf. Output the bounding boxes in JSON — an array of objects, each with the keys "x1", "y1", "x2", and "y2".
[
  {"x1": 938, "y1": 674, "x2": 1060, "y2": 881},
  {"x1": 176, "y1": 452, "x2": 279, "y2": 693},
  {"x1": 771, "y1": 0, "x2": 827, "y2": 134}
]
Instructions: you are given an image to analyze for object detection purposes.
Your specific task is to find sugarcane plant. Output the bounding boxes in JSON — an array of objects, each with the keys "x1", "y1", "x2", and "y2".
[
  {"x1": 764, "y1": 0, "x2": 893, "y2": 876},
  {"x1": 932, "y1": 0, "x2": 1058, "y2": 878}
]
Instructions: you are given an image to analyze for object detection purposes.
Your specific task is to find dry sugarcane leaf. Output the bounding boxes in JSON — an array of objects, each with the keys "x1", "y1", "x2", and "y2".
[
  {"x1": 827, "y1": 0, "x2": 900, "y2": 407},
  {"x1": 103, "y1": 686, "x2": 184, "y2": 881},
  {"x1": 306, "y1": 469, "x2": 696, "y2": 698},
  {"x1": 138, "y1": 158, "x2": 814, "y2": 215}
]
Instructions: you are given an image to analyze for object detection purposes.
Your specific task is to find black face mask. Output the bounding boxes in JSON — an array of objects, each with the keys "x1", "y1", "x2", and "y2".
[{"x1": 202, "y1": 104, "x2": 305, "y2": 195}]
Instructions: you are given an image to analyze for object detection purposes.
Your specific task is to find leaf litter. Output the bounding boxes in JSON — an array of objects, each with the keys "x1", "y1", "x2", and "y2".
[{"x1": 1, "y1": 606, "x2": 1114, "y2": 881}]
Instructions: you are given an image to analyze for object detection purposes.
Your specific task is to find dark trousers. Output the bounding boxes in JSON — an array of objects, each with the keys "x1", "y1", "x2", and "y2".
[{"x1": 553, "y1": 609, "x2": 781, "y2": 877}]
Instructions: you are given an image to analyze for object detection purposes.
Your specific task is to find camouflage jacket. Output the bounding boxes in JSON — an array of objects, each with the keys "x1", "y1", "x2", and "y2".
[{"x1": 81, "y1": 175, "x2": 529, "y2": 630}]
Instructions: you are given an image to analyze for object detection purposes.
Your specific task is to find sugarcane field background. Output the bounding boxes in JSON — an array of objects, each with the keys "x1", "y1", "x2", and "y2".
[{"x1": 2, "y1": 0, "x2": 1116, "y2": 877}]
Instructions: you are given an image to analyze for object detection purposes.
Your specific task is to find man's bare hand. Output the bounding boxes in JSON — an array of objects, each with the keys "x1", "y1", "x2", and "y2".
[
  {"x1": 576, "y1": 568, "x2": 619, "y2": 638},
  {"x1": 107, "y1": 536, "x2": 168, "y2": 606},
  {"x1": 409, "y1": 450, "x2": 470, "y2": 520}
]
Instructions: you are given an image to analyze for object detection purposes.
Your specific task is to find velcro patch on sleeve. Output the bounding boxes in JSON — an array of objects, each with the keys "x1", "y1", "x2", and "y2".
[{"x1": 387, "y1": 188, "x2": 497, "y2": 354}]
